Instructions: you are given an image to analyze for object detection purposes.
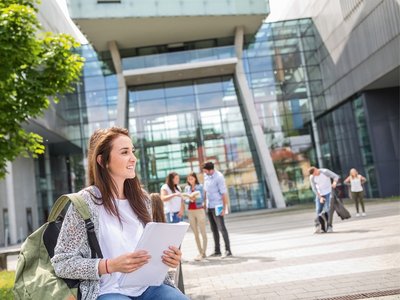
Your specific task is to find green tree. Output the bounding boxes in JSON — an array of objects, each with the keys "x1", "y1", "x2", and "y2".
[{"x1": 0, "y1": 0, "x2": 84, "y2": 178}]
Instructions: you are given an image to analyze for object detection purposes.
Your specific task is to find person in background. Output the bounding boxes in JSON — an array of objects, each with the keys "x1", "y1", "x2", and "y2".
[
  {"x1": 150, "y1": 193, "x2": 167, "y2": 223},
  {"x1": 184, "y1": 172, "x2": 207, "y2": 261},
  {"x1": 309, "y1": 166, "x2": 340, "y2": 233},
  {"x1": 52, "y1": 127, "x2": 187, "y2": 300},
  {"x1": 344, "y1": 168, "x2": 367, "y2": 217},
  {"x1": 161, "y1": 172, "x2": 185, "y2": 223},
  {"x1": 202, "y1": 162, "x2": 232, "y2": 258}
]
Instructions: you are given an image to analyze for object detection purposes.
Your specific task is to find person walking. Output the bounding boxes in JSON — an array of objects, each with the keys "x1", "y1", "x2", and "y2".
[
  {"x1": 161, "y1": 172, "x2": 185, "y2": 223},
  {"x1": 184, "y1": 172, "x2": 207, "y2": 261},
  {"x1": 51, "y1": 127, "x2": 187, "y2": 300},
  {"x1": 202, "y1": 162, "x2": 232, "y2": 258},
  {"x1": 344, "y1": 168, "x2": 367, "y2": 217},
  {"x1": 309, "y1": 166, "x2": 340, "y2": 233}
]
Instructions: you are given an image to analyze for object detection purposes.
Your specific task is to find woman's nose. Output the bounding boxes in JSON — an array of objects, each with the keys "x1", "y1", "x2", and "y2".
[{"x1": 130, "y1": 153, "x2": 137, "y2": 162}]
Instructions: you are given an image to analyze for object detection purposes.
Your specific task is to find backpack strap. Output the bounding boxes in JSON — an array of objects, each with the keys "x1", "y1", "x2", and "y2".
[{"x1": 48, "y1": 193, "x2": 103, "y2": 259}]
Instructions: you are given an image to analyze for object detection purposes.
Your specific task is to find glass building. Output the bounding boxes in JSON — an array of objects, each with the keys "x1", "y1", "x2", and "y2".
[
  {"x1": 58, "y1": 18, "x2": 322, "y2": 212},
  {"x1": 2, "y1": 0, "x2": 398, "y2": 246}
]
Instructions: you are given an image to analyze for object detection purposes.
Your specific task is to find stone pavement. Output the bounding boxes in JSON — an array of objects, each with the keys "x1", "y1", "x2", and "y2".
[{"x1": 180, "y1": 200, "x2": 400, "y2": 300}]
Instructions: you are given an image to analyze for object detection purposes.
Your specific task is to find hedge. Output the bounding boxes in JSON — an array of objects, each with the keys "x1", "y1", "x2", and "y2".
[{"x1": 0, "y1": 270, "x2": 14, "y2": 299}]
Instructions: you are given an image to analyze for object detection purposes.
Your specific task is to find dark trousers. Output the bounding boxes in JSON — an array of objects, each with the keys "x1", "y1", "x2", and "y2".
[
  {"x1": 351, "y1": 191, "x2": 365, "y2": 213},
  {"x1": 207, "y1": 208, "x2": 231, "y2": 253}
]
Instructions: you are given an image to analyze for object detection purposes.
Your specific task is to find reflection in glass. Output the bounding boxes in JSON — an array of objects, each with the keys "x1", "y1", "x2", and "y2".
[{"x1": 129, "y1": 77, "x2": 267, "y2": 212}]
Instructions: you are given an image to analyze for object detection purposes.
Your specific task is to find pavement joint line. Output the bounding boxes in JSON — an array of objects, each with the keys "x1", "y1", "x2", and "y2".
[{"x1": 318, "y1": 289, "x2": 400, "y2": 300}]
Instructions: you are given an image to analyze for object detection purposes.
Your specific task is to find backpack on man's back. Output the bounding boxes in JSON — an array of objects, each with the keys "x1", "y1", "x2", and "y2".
[{"x1": 13, "y1": 193, "x2": 102, "y2": 300}]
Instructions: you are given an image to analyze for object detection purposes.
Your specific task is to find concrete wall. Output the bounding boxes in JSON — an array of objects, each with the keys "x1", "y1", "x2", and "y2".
[
  {"x1": 0, "y1": 157, "x2": 38, "y2": 246},
  {"x1": 267, "y1": 0, "x2": 400, "y2": 111}
]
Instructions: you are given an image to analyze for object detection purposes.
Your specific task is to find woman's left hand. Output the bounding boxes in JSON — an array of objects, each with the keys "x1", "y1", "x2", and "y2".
[{"x1": 162, "y1": 246, "x2": 182, "y2": 268}]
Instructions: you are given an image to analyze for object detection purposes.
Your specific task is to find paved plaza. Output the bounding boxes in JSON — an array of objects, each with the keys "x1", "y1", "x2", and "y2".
[{"x1": 180, "y1": 200, "x2": 400, "y2": 300}]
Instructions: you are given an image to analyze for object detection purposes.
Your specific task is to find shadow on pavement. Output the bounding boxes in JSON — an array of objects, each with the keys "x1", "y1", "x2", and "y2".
[
  {"x1": 184, "y1": 255, "x2": 276, "y2": 266},
  {"x1": 331, "y1": 229, "x2": 380, "y2": 234}
]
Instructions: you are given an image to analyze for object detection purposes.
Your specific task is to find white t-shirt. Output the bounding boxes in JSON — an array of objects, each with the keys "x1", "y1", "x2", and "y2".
[
  {"x1": 161, "y1": 184, "x2": 182, "y2": 213},
  {"x1": 312, "y1": 173, "x2": 332, "y2": 196},
  {"x1": 350, "y1": 176, "x2": 364, "y2": 192},
  {"x1": 98, "y1": 199, "x2": 147, "y2": 297}
]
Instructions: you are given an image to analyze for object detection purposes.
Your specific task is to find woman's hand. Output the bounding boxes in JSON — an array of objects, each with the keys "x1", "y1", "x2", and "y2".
[
  {"x1": 162, "y1": 246, "x2": 181, "y2": 268},
  {"x1": 108, "y1": 250, "x2": 151, "y2": 273}
]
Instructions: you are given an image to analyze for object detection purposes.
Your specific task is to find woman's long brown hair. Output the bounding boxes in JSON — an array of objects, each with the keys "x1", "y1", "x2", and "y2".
[
  {"x1": 87, "y1": 128, "x2": 106, "y2": 185},
  {"x1": 186, "y1": 171, "x2": 200, "y2": 187},
  {"x1": 91, "y1": 127, "x2": 151, "y2": 225},
  {"x1": 150, "y1": 193, "x2": 166, "y2": 223},
  {"x1": 166, "y1": 172, "x2": 180, "y2": 193}
]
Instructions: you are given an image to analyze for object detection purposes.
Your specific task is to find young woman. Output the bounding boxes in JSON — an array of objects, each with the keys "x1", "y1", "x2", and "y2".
[
  {"x1": 51, "y1": 127, "x2": 188, "y2": 300},
  {"x1": 184, "y1": 172, "x2": 207, "y2": 261},
  {"x1": 160, "y1": 172, "x2": 184, "y2": 223},
  {"x1": 344, "y1": 168, "x2": 367, "y2": 217}
]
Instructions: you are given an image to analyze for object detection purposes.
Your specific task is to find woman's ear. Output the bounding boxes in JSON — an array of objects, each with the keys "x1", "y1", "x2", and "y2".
[{"x1": 96, "y1": 154, "x2": 103, "y2": 168}]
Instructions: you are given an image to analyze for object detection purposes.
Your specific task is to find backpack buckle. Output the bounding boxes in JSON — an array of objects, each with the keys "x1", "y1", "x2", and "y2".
[{"x1": 84, "y1": 220, "x2": 95, "y2": 232}]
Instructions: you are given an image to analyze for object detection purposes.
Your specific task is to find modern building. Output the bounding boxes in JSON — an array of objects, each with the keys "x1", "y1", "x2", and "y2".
[{"x1": 0, "y1": 0, "x2": 398, "y2": 246}]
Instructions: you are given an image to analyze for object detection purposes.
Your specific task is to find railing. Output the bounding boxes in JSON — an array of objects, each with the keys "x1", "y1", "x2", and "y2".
[{"x1": 122, "y1": 46, "x2": 236, "y2": 70}]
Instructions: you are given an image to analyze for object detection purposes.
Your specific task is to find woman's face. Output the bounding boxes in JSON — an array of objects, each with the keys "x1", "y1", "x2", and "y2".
[
  {"x1": 107, "y1": 135, "x2": 137, "y2": 183},
  {"x1": 187, "y1": 175, "x2": 196, "y2": 186},
  {"x1": 350, "y1": 169, "x2": 358, "y2": 177},
  {"x1": 173, "y1": 175, "x2": 180, "y2": 185}
]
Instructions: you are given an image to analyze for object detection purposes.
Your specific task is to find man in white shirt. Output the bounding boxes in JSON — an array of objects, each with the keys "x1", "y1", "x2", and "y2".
[{"x1": 309, "y1": 167, "x2": 340, "y2": 233}]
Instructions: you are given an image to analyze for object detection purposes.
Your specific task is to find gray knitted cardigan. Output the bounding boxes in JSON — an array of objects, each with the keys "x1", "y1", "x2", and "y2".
[{"x1": 51, "y1": 186, "x2": 174, "y2": 300}]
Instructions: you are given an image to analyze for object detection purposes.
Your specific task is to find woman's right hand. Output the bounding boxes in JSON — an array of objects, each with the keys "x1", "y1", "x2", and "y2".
[{"x1": 108, "y1": 250, "x2": 151, "y2": 273}]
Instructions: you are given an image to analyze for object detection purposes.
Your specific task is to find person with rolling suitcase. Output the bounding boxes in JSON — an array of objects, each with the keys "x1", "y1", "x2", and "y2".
[{"x1": 309, "y1": 167, "x2": 340, "y2": 233}]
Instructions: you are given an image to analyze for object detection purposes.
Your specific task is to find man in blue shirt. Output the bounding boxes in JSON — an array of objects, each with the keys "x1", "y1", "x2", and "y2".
[{"x1": 203, "y1": 162, "x2": 232, "y2": 257}]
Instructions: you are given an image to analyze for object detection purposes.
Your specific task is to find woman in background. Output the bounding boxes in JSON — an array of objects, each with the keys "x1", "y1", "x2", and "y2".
[
  {"x1": 344, "y1": 168, "x2": 367, "y2": 217},
  {"x1": 184, "y1": 172, "x2": 207, "y2": 261},
  {"x1": 160, "y1": 172, "x2": 184, "y2": 223}
]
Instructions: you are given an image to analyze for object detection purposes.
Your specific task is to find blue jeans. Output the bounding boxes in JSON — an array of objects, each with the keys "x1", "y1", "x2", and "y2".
[
  {"x1": 315, "y1": 192, "x2": 332, "y2": 227},
  {"x1": 167, "y1": 212, "x2": 182, "y2": 223},
  {"x1": 97, "y1": 284, "x2": 188, "y2": 300}
]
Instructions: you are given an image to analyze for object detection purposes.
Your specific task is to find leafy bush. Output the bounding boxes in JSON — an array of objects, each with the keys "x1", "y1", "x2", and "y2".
[{"x1": 0, "y1": 270, "x2": 14, "y2": 299}]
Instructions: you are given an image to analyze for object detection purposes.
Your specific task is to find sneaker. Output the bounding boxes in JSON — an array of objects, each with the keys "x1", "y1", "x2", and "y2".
[
  {"x1": 209, "y1": 252, "x2": 222, "y2": 257},
  {"x1": 327, "y1": 226, "x2": 333, "y2": 233},
  {"x1": 314, "y1": 225, "x2": 322, "y2": 234},
  {"x1": 356, "y1": 213, "x2": 360, "y2": 217},
  {"x1": 362, "y1": 212, "x2": 366, "y2": 217},
  {"x1": 194, "y1": 254, "x2": 203, "y2": 261},
  {"x1": 222, "y1": 250, "x2": 233, "y2": 258}
]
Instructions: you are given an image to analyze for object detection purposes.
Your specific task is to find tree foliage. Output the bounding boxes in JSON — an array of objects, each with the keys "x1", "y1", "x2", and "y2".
[{"x1": 0, "y1": 0, "x2": 84, "y2": 178}]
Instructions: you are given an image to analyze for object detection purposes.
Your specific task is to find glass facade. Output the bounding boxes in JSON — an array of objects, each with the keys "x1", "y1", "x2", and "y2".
[
  {"x1": 316, "y1": 95, "x2": 379, "y2": 198},
  {"x1": 243, "y1": 19, "x2": 322, "y2": 205},
  {"x1": 122, "y1": 46, "x2": 235, "y2": 70},
  {"x1": 128, "y1": 77, "x2": 268, "y2": 212},
  {"x1": 51, "y1": 18, "x2": 325, "y2": 212}
]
